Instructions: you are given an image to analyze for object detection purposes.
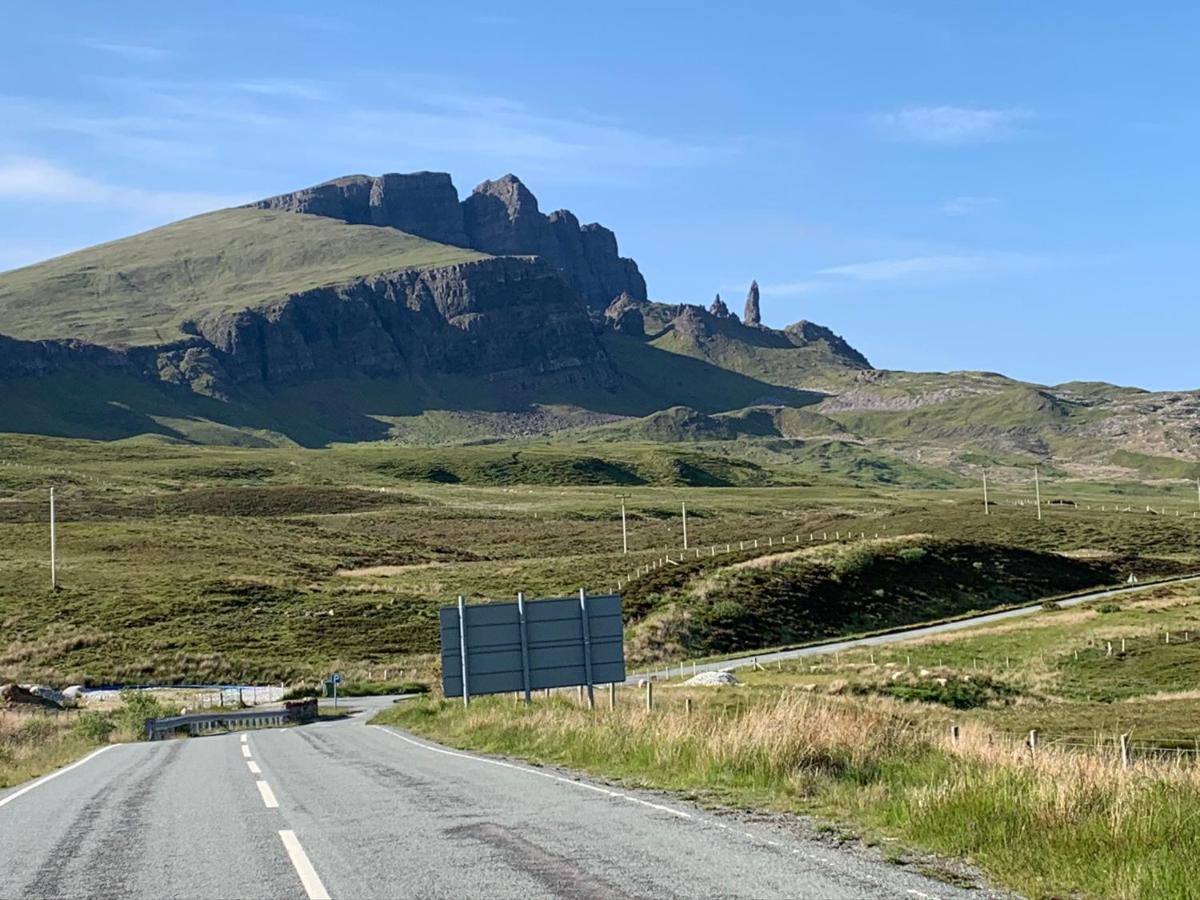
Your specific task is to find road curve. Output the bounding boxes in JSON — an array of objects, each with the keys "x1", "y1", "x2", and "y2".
[
  {"x1": 631, "y1": 573, "x2": 1200, "y2": 682},
  {"x1": 0, "y1": 697, "x2": 994, "y2": 899}
]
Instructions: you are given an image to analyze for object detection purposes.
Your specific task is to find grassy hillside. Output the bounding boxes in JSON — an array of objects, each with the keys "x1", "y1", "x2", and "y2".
[
  {"x1": 2, "y1": 433, "x2": 1198, "y2": 685},
  {"x1": 0, "y1": 208, "x2": 487, "y2": 346}
]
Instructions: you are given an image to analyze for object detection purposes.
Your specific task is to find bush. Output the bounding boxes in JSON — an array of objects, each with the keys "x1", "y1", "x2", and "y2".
[
  {"x1": 73, "y1": 711, "x2": 116, "y2": 743},
  {"x1": 1042, "y1": 599, "x2": 1061, "y2": 611},
  {"x1": 1094, "y1": 602, "x2": 1122, "y2": 614},
  {"x1": 898, "y1": 547, "x2": 928, "y2": 563},
  {"x1": 282, "y1": 685, "x2": 319, "y2": 701}
]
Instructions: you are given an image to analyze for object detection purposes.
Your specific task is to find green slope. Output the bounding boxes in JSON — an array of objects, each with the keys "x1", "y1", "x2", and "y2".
[{"x1": 0, "y1": 208, "x2": 487, "y2": 346}]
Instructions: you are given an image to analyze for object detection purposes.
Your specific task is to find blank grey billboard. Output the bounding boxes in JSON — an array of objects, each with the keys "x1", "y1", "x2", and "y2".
[{"x1": 440, "y1": 593, "x2": 625, "y2": 699}]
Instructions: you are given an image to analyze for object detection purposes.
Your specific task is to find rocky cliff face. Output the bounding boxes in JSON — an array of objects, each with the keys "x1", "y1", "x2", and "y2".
[
  {"x1": 2, "y1": 257, "x2": 617, "y2": 399},
  {"x1": 252, "y1": 172, "x2": 648, "y2": 310},
  {"x1": 249, "y1": 172, "x2": 468, "y2": 246},
  {"x1": 178, "y1": 256, "x2": 616, "y2": 395}
]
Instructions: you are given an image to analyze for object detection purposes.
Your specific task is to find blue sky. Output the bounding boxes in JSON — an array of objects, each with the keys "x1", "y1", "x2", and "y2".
[{"x1": 1, "y1": 2, "x2": 1196, "y2": 390}]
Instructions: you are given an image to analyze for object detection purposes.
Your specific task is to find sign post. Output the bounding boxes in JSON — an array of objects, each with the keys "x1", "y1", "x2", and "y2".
[
  {"x1": 517, "y1": 592, "x2": 532, "y2": 704},
  {"x1": 457, "y1": 595, "x2": 470, "y2": 707},
  {"x1": 330, "y1": 671, "x2": 342, "y2": 708},
  {"x1": 579, "y1": 588, "x2": 595, "y2": 709}
]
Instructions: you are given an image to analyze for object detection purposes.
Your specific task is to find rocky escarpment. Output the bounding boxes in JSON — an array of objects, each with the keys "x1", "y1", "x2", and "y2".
[
  {"x1": 174, "y1": 256, "x2": 616, "y2": 395},
  {"x1": 250, "y1": 172, "x2": 647, "y2": 310},
  {"x1": 249, "y1": 172, "x2": 468, "y2": 246},
  {"x1": 462, "y1": 175, "x2": 647, "y2": 309},
  {"x1": 0, "y1": 257, "x2": 617, "y2": 400}
]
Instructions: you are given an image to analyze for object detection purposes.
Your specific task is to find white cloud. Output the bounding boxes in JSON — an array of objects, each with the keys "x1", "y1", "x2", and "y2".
[
  {"x1": 819, "y1": 255, "x2": 982, "y2": 281},
  {"x1": 759, "y1": 281, "x2": 822, "y2": 297},
  {"x1": 0, "y1": 157, "x2": 245, "y2": 218},
  {"x1": 0, "y1": 74, "x2": 736, "y2": 186},
  {"x1": 875, "y1": 106, "x2": 1029, "y2": 144},
  {"x1": 818, "y1": 252, "x2": 1057, "y2": 283},
  {"x1": 81, "y1": 40, "x2": 169, "y2": 62},
  {"x1": 942, "y1": 195, "x2": 1000, "y2": 216}
]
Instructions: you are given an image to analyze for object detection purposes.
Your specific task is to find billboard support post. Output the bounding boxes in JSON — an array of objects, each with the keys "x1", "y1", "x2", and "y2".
[
  {"x1": 457, "y1": 595, "x2": 470, "y2": 707},
  {"x1": 517, "y1": 592, "x2": 532, "y2": 704},
  {"x1": 579, "y1": 588, "x2": 595, "y2": 709}
]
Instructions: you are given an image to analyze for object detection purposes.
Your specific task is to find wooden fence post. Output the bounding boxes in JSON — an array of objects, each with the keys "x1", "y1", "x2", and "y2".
[
  {"x1": 685, "y1": 697, "x2": 693, "y2": 717},
  {"x1": 951, "y1": 724, "x2": 960, "y2": 744},
  {"x1": 645, "y1": 680, "x2": 654, "y2": 711},
  {"x1": 609, "y1": 682, "x2": 616, "y2": 711},
  {"x1": 1120, "y1": 733, "x2": 1132, "y2": 769},
  {"x1": 1028, "y1": 729, "x2": 1038, "y2": 756}
]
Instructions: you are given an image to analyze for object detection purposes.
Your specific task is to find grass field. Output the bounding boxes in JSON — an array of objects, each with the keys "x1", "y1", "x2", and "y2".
[
  {"x1": 2, "y1": 431, "x2": 1200, "y2": 686},
  {"x1": 379, "y1": 581, "x2": 1200, "y2": 899}
]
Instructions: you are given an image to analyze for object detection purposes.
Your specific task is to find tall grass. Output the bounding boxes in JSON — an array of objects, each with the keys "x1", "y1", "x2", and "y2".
[{"x1": 380, "y1": 691, "x2": 1200, "y2": 898}]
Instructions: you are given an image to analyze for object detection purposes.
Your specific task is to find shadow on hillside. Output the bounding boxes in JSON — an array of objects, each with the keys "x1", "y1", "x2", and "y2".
[{"x1": 0, "y1": 337, "x2": 825, "y2": 447}]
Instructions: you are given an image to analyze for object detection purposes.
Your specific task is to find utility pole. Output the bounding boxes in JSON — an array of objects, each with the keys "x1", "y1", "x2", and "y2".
[
  {"x1": 1034, "y1": 467, "x2": 1042, "y2": 521},
  {"x1": 50, "y1": 487, "x2": 58, "y2": 591},
  {"x1": 982, "y1": 472, "x2": 989, "y2": 516},
  {"x1": 681, "y1": 501, "x2": 689, "y2": 550},
  {"x1": 617, "y1": 493, "x2": 630, "y2": 555}
]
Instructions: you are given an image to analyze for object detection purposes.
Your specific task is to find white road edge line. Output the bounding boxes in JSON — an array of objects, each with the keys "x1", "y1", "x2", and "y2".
[
  {"x1": 241, "y1": 745, "x2": 253, "y2": 759},
  {"x1": 279, "y1": 829, "x2": 330, "y2": 900},
  {"x1": 0, "y1": 745, "x2": 116, "y2": 811},
  {"x1": 256, "y1": 780, "x2": 279, "y2": 809},
  {"x1": 372, "y1": 725, "x2": 691, "y2": 819},
  {"x1": 247, "y1": 761, "x2": 262, "y2": 775}
]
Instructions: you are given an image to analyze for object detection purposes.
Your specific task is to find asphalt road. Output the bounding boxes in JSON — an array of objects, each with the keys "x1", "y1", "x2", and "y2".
[
  {"x1": 0, "y1": 696, "x2": 991, "y2": 899},
  {"x1": 631, "y1": 573, "x2": 1200, "y2": 681}
]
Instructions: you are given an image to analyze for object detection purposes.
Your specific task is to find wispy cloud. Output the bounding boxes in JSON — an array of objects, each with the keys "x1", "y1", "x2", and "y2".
[
  {"x1": 0, "y1": 157, "x2": 245, "y2": 217},
  {"x1": 818, "y1": 252, "x2": 1056, "y2": 283},
  {"x1": 759, "y1": 281, "x2": 822, "y2": 298},
  {"x1": 942, "y1": 195, "x2": 1000, "y2": 216},
  {"x1": 874, "y1": 106, "x2": 1030, "y2": 144},
  {"x1": 0, "y1": 74, "x2": 736, "y2": 187},
  {"x1": 81, "y1": 40, "x2": 170, "y2": 63},
  {"x1": 819, "y1": 255, "x2": 983, "y2": 281}
]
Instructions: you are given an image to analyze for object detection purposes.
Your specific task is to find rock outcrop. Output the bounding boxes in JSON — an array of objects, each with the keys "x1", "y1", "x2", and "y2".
[
  {"x1": 250, "y1": 172, "x2": 467, "y2": 246},
  {"x1": 744, "y1": 280, "x2": 762, "y2": 326},
  {"x1": 253, "y1": 172, "x2": 648, "y2": 310},
  {"x1": 604, "y1": 293, "x2": 645, "y2": 336},
  {"x1": 709, "y1": 294, "x2": 730, "y2": 318},
  {"x1": 462, "y1": 175, "x2": 647, "y2": 309},
  {"x1": 784, "y1": 321, "x2": 872, "y2": 367}
]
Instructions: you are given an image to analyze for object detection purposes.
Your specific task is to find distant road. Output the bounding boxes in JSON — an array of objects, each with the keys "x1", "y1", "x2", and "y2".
[
  {"x1": 0, "y1": 696, "x2": 991, "y2": 899},
  {"x1": 631, "y1": 573, "x2": 1200, "y2": 682}
]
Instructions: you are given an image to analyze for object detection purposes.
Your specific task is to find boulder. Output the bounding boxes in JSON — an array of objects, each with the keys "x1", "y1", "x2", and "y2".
[{"x1": 0, "y1": 683, "x2": 62, "y2": 708}]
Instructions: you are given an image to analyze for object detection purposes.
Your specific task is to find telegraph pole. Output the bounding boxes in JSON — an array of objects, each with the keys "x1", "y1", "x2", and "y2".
[
  {"x1": 681, "y1": 501, "x2": 689, "y2": 550},
  {"x1": 50, "y1": 487, "x2": 58, "y2": 590},
  {"x1": 1034, "y1": 467, "x2": 1042, "y2": 521},
  {"x1": 982, "y1": 472, "x2": 989, "y2": 516},
  {"x1": 617, "y1": 493, "x2": 630, "y2": 555}
]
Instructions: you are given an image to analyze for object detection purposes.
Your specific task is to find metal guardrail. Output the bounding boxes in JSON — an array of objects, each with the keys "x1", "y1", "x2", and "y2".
[{"x1": 144, "y1": 698, "x2": 318, "y2": 740}]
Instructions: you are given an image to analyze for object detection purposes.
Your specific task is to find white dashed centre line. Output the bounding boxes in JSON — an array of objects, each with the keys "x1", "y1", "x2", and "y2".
[
  {"x1": 241, "y1": 744, "x2": 252, "y2": 759},
  {"x1": 240, "y1": 735, "x2": 248, "y2": 743},
  {"x1": 256, "y1": 780, "x2": 279, "y2": 809},
  {"x1": 247, "y1": 761, "x2": 262, "y2": 775},
  {"x1": 279, "y1": 830, "x2": 330, "y2": 900}
]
